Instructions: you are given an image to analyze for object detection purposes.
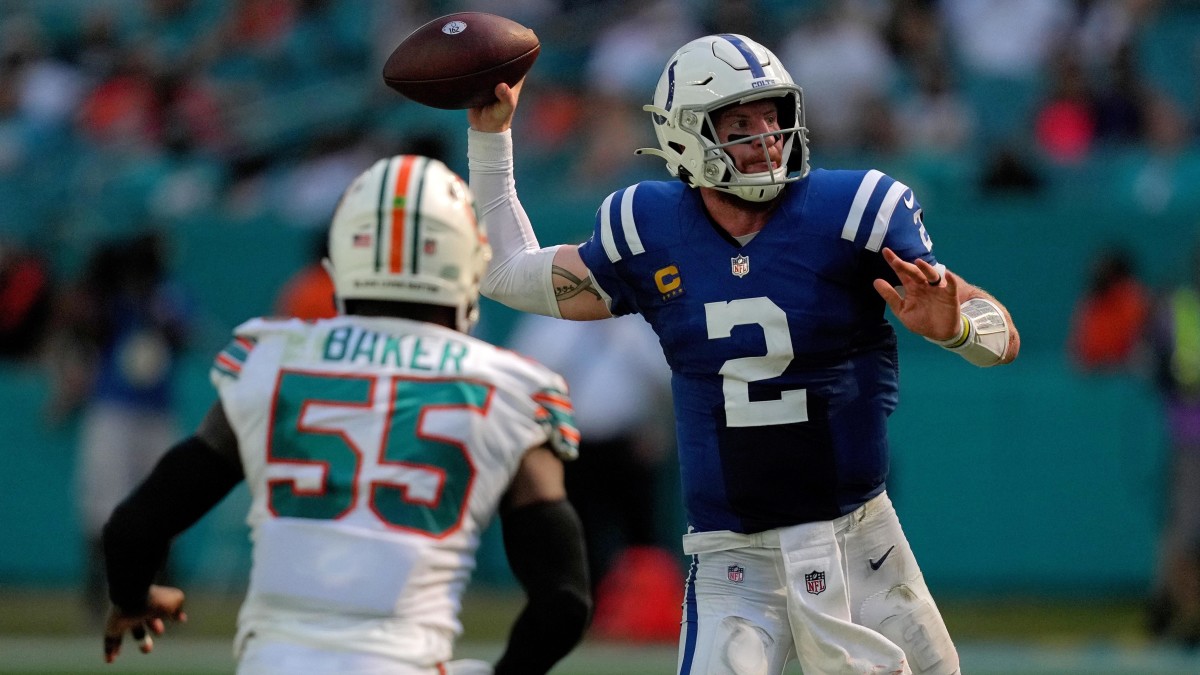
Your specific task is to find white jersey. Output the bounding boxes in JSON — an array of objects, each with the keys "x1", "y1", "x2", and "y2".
[{"x1": 208, "y1": 316, "x2": 578, "y2": 666}]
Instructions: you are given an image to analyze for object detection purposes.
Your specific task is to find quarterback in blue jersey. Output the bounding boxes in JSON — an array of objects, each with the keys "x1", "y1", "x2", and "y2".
[{"x1": 467, "y1": 33, "x2": 1018, "y2": 675}]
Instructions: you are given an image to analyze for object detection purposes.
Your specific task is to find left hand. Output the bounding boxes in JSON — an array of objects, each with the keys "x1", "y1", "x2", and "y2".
[
  {"x1": 872, "y1": 247, "x2": 962, "y2": 341},
  {"x1": 102, "y1": 585, "x2": 187, "y2": 663}
]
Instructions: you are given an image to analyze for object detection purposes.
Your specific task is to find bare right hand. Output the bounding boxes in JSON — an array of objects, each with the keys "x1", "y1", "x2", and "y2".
[
  {"x1": 102, "y1": 585, "x2": 187, "y2": 663},
  {"x1": 467, "y1": 79, "x2": 523, "y2": 133}
]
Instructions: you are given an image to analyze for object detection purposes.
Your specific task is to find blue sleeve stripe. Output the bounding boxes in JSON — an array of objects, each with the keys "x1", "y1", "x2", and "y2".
[
  {"x1": 598, "y1": 186, "x2": 645, "y2": 261},
  {"x1": 840, "y1": 169, "x2": 884, "y2": 243},
  {"x1": 620, "y1": 184, "x2": 645, "y2": 255},
  {"x1": 598, "y1": 191, "x2": 621, "y2": 262},
  {"x1": 677, "y1": 554, "x2": 700, "y2": 675},
  {"x1": 866, "y1": 180, "x2": 910, "y2": 252}
]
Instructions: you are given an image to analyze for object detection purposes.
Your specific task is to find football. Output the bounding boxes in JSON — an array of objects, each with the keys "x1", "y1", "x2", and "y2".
[{"x1": 382, "y1": 12, "x2": 540, "y2": 110}]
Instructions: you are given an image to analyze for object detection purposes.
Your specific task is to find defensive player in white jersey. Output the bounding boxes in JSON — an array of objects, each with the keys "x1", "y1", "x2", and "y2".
[
  {"x1": 100, "y1": 156, "x2": 592, "y2": 675},
  {"x1": 467, "y1": 34, "x2": 1020, "y2": 675}
]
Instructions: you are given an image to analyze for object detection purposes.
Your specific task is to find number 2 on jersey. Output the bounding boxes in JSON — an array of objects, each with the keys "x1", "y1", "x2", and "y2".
[
  {"x1": 267, "y1": 371, "x2": 488, "y2": 538},
  {"x1": 705, "y1": 297, "x2": 808, "y2": 427}
]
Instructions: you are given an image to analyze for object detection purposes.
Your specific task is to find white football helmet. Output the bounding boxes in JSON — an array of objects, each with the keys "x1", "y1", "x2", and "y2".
[
  {"x1": 636, "y1": 34, "x2": 810, "y2": 202},
  {"x1": 324, "y1": 155, "x2": 491, "y2": 332}
]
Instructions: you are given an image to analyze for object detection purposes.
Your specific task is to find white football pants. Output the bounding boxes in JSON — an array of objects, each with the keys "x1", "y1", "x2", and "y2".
[{"x1": 676, "y1": 492, "x2": 959, "y2": 675}]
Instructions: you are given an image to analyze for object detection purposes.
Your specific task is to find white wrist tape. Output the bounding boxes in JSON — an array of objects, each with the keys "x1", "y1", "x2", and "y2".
[
  {"x1": 468, "y1": 128, "x2": 561, "y2": 318},
  {"x1": 927, "y1": 298, "x2": 1008, "y2": 367}
]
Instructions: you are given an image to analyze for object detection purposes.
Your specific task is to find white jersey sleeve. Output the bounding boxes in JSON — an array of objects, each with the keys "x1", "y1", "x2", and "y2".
[{"x1": 209, "y1": 315, "x2": 577, "y2": 666}]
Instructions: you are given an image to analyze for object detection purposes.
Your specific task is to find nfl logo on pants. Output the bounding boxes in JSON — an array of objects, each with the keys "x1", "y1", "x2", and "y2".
[
  {"x1": 805, "y1": 570, "x2": 826, "y2": 595},
  {"x1": 727, "y1": 564, "x2": 744, "y2": 583}
]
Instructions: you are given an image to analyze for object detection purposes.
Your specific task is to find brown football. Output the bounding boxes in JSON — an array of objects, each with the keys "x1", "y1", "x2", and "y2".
[{"x1": 382, "y1": 12, "x2": 540, "y2": 110}]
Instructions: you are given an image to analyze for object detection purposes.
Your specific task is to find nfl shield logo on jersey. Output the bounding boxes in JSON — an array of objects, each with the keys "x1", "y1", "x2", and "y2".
[
  {"x1": 805, "y1": 570, "x2": 826, "y2": 595},
  {"x1": 731, "y1": 254, "x2": 750, "y2": 278},
  {"x1": 727, "y1": 564, "x2": 745, "y2": 583}
]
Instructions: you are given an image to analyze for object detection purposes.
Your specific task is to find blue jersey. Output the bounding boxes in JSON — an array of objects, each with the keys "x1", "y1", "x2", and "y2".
[{"x1": 577, "y1": 169, "x2": 938, "y2": 534}]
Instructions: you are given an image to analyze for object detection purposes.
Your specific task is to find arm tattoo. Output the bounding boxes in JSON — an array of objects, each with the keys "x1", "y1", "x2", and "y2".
[{"x1": 552, "y1": 265, "x2": 602, "y2": 301}]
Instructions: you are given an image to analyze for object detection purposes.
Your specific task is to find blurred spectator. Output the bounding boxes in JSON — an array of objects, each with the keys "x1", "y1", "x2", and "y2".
[
  {"x1": 1124, "y1": 93, "x2": 1200, "y2": 216},
  {"x1": 274, "y1": 128, "x2": 377, "y2": 230},
  {"x1": 700, "y1": 0, "x2": 767, "y2": 41},
  {"x1": 211, "y1": 0, "x2": 298, "y2": 84},
  {"x1": 273, "y1": 231, "x2": 335, "y2": 320},
  {"x1": 779, "y1": 1, "x2": 897, "y2": 151},
  {"x1": 940, "y1": 0, "x2": 1075, "y2": 79},
  {"x1": 858, "y1": 93, "x2": 901, "y2": 155},
  {"x1": 1074, "y1": 0, "x2": 1161, "y2": 72},
  {"x1": 575, "y1": 0, "x2": 700, "y2": 185},
  {"x1": 893, "y1": 56, "x2": 977, "y2": 155},
  {"x1": 75, "y1": 44, "x2": 163, "y2": 148},
  {"x1": 980, "y1": 143, "x2": 1044, "y2": 194},
  {"x1": 508, "y1": 312, "x2": 678, "y2": 642},
  {"x1": 43, "y1": 230, "x2": 194, "y2": 624},
  {"x1": 941, "y1": 0, "x2": 1074, "y2": 142},
  {"x1": 1067, "y1": 244, "x2": 1150, "y2": 371},
  {"x1": 279, "y1": 0, "x2": 372, "y2": 80},
  {"x1": 1033, "y1": 47, "x2": 1097, "y2": 164},
  {"x1": 0, "y1": 239, "x2": 53, "y2": 360},
  {"x1": 1146, "y1": 244, "x2": 1200, "y2": 647},
  {"x1": 884, "y1": 0, "x2": 945, "y2": 68},
  {"x1": 1092, "y1": 44, "x2": 1151, "y2": 143},
  {"x1": 73, "y1": 8, "x2": 124, "y2": 84},
  {"x1": 1, "y1": 12, "x2": 86, "y2": 132}
]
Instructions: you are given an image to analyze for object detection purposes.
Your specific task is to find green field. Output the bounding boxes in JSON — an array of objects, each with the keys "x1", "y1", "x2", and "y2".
[{"x1": 3, "y1": 588, "x2": 1199, "y2": 674}]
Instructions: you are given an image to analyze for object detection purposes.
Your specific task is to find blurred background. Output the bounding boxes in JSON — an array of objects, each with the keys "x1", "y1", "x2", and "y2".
[{"x1": 3, "y1": 0, "x2": 1200, "y2": 672}]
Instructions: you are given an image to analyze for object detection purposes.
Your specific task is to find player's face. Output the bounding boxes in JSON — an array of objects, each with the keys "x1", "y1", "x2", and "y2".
[{"x1": 713, "y1": 100, "x2": 784, "y2": 174}]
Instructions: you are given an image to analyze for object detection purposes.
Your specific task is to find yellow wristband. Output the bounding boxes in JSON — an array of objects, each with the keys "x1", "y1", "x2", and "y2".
[
  {"x1": 947, "y1": 314, "x2": 971, "y2": 348},
  {"x1": 928, "y1": 314, "x2": 971, "y2": 349}
]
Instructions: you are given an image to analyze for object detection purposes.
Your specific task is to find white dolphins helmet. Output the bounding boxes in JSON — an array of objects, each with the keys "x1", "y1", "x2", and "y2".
[
  {"x1": 324, "y1": 155, "x2": 491, "y2": 332},
  {"x1": 636, "y1": 34, "x2": 809, "y2": 202}
]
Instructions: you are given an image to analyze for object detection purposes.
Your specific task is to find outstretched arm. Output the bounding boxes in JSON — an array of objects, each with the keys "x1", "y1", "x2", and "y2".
[
  {"x1": 874, "y1": 247, "x2": 1019, "y2": 366},
  {"x1": 492, "y1": 446, "x2": 592, "y2": 675},
  {"x1": 101, "y1": 403, "x2": 243, "y2": 662},
  {"x1": 467, "y1": 82, "x2": 611, "y2": 321}
]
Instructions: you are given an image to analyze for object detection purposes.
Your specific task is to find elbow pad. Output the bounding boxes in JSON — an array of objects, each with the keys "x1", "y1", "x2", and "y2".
[{"x1": 928, "y1": 298, "x2": 1009, "y2": 367}]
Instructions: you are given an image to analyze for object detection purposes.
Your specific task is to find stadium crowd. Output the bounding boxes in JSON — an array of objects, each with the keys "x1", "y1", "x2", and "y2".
[{"x1": 0, "y1": 0, "x2": 1196, "y2": 313}]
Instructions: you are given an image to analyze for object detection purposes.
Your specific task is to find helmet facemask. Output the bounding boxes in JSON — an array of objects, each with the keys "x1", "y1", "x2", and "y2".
[
  {"x1": 636, "y1": 34, "x2": 811, "y2": 202},
  {"x1": 691, "y1": 90, "x2": 809, "y2": 202}
]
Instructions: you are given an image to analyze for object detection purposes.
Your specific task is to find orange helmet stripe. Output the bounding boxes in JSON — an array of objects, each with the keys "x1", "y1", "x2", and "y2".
[{"x1": 389, "y1": 155, "x2": 418, "y2": 273}]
